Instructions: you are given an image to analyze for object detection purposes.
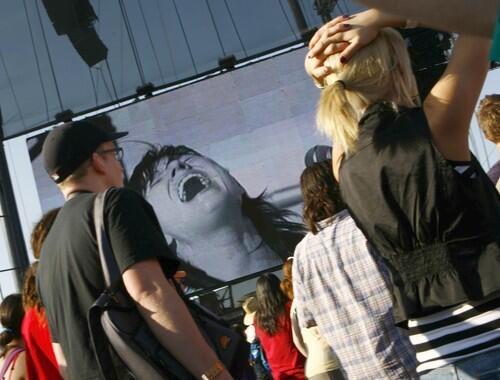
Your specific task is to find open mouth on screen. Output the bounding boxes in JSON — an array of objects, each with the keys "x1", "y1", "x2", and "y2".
[{"x1": 177, "y1": 173, "x2": 211, "y2": 202}]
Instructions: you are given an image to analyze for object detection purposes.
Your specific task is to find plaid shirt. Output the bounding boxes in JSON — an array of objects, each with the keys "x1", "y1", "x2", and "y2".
[{"x1": 292, "y1": 210, "x2": 418, "y2": 379}]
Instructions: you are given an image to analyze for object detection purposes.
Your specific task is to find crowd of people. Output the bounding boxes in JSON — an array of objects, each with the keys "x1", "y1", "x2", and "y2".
[{"x1": 1, "y1": 1, "x2": 499, "y2": 379}]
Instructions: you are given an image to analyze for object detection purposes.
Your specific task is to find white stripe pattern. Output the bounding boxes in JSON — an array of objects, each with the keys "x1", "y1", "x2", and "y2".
[{"x1": 409, "y1": 300, "x2": 500, "y2": 373}]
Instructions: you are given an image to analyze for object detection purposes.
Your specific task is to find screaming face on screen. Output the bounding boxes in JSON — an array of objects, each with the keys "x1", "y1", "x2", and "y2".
[{"x1": 128, "y1": 145, "x2": 304, "y2": 287}]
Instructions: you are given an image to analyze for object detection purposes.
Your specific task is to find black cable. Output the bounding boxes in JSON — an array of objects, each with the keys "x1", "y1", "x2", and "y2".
[
  {"x1": 119, "y1": 13, "x2": 124, "y2": 94},
  {"x1": 156, "y1": 0, "x2": 179, "y2": 80},
  {"x1": 22, "y1": 0, "x2": 49, "y2": 121},
  {"x1": 118, "y1": 0, "x2": 146, "y2": 85},
  {"x1": 97, "y1": 66, "x2": 113, "y2": 101},
  {"x1": 105, "y1": 59, "x2": 119, "y2": 101},
  {"x1": 299, "y1": 0, "x2": 312, "y2": 27},
  {"x1": 204, "y1": 0, "x2": 226, "y2": 56},
  {"x1": 0, "y1": 51, "x2": 26, "y2": 129},
  {"x1": 171, "y1": 0, "x2": 198, "y2": 74},
  {"x1": 222, "y1": 0, "x2": 248, "y2": 57},
  {"x1": 137, "y1": 0, "x2": 165, "y2": 83},
  {"x1": 341, "y1": 0, "x2": 350, "y2": 14},
  {"x1": 35, "y1": 0, "x2": 64, "y2": 112},
  {"x1": 88, "y1": 67, "x2": 99, "y2": 105},
  {"x1": 95, "y1": 62, "x2": 102, "y2": 98},
  {"x1": 90, "y1": 63, "x2": 114, "y2": 102},
  {"x1": 335, "y1": 0, "x2": 346, "y2": 16},
  {"x1": 0, "y1": 267, "x2": 21, "y2": 274},
  {"x1": 278, "y1": 0, "x2": 300, "y2": 40},
  {"x1": 97, "y1": 0, "x2": 102, "y2": 35},
  {"x1": 92, "y1": 0, "x2": 103, "y2": 103}
]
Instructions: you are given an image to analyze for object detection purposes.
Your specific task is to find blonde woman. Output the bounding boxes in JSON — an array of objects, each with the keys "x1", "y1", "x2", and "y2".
[{"x1": 306, "y1": 9, "x2": 500, "y2": 377}]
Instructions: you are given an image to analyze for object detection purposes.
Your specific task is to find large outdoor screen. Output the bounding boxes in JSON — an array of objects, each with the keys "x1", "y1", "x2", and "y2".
[{"x1": 27, "y1": 47, "x2": 329, "y2": 288}]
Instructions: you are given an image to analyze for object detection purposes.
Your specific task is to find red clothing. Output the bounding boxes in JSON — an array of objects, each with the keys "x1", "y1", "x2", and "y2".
[
  {"x1": 255, "y1": 302, "x2": 305, "y2": 380},
  {"x1": 21, "y1": 307, "x2": 63, "y2": 380}
]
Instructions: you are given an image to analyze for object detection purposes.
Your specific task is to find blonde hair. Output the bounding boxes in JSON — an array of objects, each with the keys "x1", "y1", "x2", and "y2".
[
  {"x1": 316, "y1": 28, "x2": 420, "y2": 154},
  {"x1": 477, "y1": 94, "x2": 500, "y2": 144}
]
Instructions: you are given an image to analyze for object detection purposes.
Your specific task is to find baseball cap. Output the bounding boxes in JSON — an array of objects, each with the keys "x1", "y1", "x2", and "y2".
[{"x1": 42, "y1": 120, "x2": 128, "y2": 183}]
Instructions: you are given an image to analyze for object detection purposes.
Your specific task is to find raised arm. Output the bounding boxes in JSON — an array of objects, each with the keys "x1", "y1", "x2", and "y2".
[
  {"x1": 354, "y1": 0, "x2": 498, "y2": 37},
  {"x1": 290, "y1": 303, "x2": 308, "y2": 357},
  {"x1": 123, "y1": 259, "x2": 233, "y2": 380},
  {"x1": 424, "y1": 35, "x2": 491, "y2": 161}
]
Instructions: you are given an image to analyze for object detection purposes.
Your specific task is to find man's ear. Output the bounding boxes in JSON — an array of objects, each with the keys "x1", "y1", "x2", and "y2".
[{"x1": 90, "y1": 152, "x2": 106, "y2": 174}]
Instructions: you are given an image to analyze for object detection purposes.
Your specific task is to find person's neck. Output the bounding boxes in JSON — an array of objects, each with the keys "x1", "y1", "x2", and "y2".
[
  {"x1": 5, "y1": 338, "x2": 23, "y2": 350},
  {"x1": 62, "y1": 178, "x2": 112, "y2": 200},
  {"x1": 332, "y1": 143, "x2": 345, "y2": 181},
  {"x1": 176, "y1": 218, "x2": 281, "y2": 281}
]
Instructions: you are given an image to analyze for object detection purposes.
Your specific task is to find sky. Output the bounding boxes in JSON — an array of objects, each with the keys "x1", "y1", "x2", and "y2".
[{"x1": 0, "y1": 0, "x2": 361, "y2": 138}]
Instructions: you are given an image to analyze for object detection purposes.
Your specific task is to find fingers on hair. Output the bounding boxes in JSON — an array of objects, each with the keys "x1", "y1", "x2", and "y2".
[{"x1": 316, "y1": 28, "x2": 420, "y2": 154}]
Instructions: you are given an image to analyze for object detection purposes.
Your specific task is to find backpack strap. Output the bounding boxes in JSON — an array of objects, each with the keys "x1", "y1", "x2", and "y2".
[
  {"x1": 89, "y1": 189, "x2": 120, "y2": 380},
  {"x1": 0, "y1": 348, "x2": 24, "y2": 379},
  {"x1": 94, "y1": 189, "x2": 121, "y2": 287}
]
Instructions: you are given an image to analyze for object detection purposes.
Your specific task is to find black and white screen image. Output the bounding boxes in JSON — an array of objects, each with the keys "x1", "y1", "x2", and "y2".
[{"x1": 27, "y1": 47, "x2": 330, "y2": 288}]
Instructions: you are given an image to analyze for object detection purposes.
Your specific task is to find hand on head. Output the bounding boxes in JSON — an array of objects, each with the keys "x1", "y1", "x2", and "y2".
[{"x1": 305, "y1": 11, "x2": 384, "y2": 85}]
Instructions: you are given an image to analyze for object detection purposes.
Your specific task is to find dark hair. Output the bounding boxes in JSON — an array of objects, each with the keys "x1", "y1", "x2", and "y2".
[
  {"x1": 255, "y1": 274, "x2": 287, "y2": 335},
  {"x1": 280, "y1": 259, "x2": 294, "y2": 301},
  {"x1": 30, "y1": 208, "x2": 59, "y2": 260},
  {"x1": 127, "y1": 145, "x2": 305, "y2": 287},
  {"x1": 127, "y1": 144, "x2": 200, "y2": 193},
  {"x1": 300, "y1": 160, "x2": 345, "y2": 234},
  {"x1": 0, "y1": 294, "x2": 24, "y2": 356},
  {"x1": 23, "y1": 208, "x2": 60, "y2": 312}
]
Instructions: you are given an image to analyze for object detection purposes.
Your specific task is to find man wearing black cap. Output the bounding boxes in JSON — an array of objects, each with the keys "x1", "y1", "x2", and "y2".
[{"x1": 37, "y1": 120, "x2": 232, "y2": 380}]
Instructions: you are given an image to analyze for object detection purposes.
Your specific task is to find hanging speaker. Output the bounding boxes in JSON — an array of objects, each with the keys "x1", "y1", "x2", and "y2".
[
  {"x1": 41, "y1": 0, "x2": 97, "y2": 35},
  {"x1": 42, "y1": 0, "x2": 107, "y2": 67},
  {"x1": 67, "y1": 27, "x2": 108, "y2": 67}
]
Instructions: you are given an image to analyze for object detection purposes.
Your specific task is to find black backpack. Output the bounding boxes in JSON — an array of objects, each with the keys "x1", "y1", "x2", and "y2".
[{"x1": 88, "y1": 189, "x2": 248, "y2": 379}]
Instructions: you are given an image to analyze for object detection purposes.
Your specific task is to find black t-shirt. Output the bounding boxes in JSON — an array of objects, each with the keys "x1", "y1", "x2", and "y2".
[{"x1": 37, "y1": 188, "x2": 171, "y2": 380}]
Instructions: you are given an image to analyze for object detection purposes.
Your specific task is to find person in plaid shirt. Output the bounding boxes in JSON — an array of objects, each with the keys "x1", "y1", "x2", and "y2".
[{"x1": 292, "y1": 160, "x2": 417, "y2": 379}]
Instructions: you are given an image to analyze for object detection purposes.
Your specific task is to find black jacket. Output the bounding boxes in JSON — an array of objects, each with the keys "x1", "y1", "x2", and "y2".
[{"x1": 340, "y1": 102, "x2": 500, "y2": 325}]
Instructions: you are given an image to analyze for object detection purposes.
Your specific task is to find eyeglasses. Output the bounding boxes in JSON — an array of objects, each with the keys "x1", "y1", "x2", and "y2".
[{"x1": 96, "y1": 147, "x2": 124, "y2": 161}]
